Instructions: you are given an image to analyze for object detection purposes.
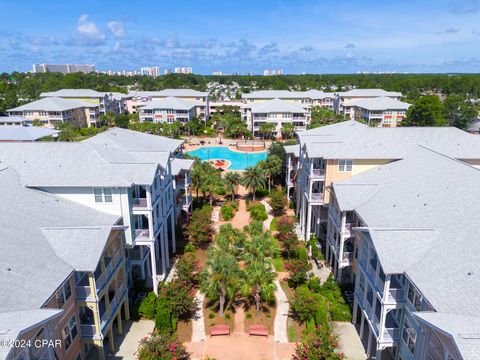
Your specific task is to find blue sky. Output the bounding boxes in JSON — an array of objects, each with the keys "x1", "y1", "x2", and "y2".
[{"x1": 1, "y1": 0, "x2": 480, "y2": 74}]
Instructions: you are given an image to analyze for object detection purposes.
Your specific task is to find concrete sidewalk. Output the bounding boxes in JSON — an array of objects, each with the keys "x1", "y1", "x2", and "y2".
[{"x1": 333, "y1": 322, "x2": 367, "y2": 360}]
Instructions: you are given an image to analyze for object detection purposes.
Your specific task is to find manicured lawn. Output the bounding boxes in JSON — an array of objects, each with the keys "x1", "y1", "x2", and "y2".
[
  {"x1": 280, "y1": 280, "x2": 305, "y2": 342},
  {"x1": 269, "y1": 217, "x2": 277, "y2": 231},
  {"x1": 203, "y1": 297, "x2": 235, "y2": 335}
]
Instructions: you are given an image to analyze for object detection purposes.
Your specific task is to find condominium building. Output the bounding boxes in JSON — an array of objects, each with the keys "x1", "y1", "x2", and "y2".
[
  {"x1": 344, "y1": 97, "x2": 411, "y2": 127},
  {"x1": 0, "y1": 125, "x2": 59, "y2": 142},
  {"x1": 0, "y1": 165, "x2": 128, "y2": 360},
  {"x1": 32, "y1": 63, "x2": 95, "y2": 74},
  {"x1": 241, "y1": 98, "x2": 309, "y2": 138},
  {"x1": 0, "y1": 128, "x2": 193, "y2": 297},
  {"x1": 125, "y1": 89, "x2": 209, "y2": 119},
  {"x1": 328, "y1": 149, "x2": 480, "y2": 360},
  {"x1": 174, "y1": 67, "x2": 193, "y2": 74},
  {"x1": 293, "y1": 120, "x2": 480, "y2": 243},
  {"x1": 0, "y1": 116, "x2": 30, "y2": 126},
  {"x1": 171, "y1": 158, "x2": 194, "y2": 225},
  {"x1": 7, "y1": 97, "x2": 100, "y2": 128},
  {"x1": 138, "y1": 97, "x2": 197, "y2": 123},
  {"x1": 335, "y1": 89, "x2": 403, "y2": 118},
  {"x1": 40, "y1": 89, "x2": 123, "y2": 117},
  {"x1": 242, "y1": 90, "x2": 335, "y2": 109}
]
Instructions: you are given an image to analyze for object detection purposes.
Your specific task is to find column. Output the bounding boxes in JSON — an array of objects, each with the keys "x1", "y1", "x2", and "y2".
[
  {"x1": 97, "y1": 345, "x2": 106, "y2": 360},
  {"x1": 150, "y1": 243, "x2": 158, "y2": 294},
  {"x1": 163, "y1": 223, "x2": 170, "y2": 269},
  {"x1": 376, "y1": 348, "x2": 382, "y2": 360},
  {"x1": 306, "y1": 203, "x2": 312, "y2": 241},
  {"x1": 170, "y1": 211, "x2": 176, "y2": 254},
  {"x1": 378, "y1": 306, "x2": 387, "y2": 342},
  {"x1": 352, "y1": 296, "x2": 358, "y2": 324},
  {"x1": 360, "y1": 313, "x2": 365, "y2": 339},
  {"x1": 108, "y1": 327, "x2": 115, "y2": 353},
  {"x1": 124, "y1": 296, "x2": 130, "y2": 321},
  {"x1": 117, "y1": 311, "x2": 123, "y2": 335},
  {"x1": 367, "y1": 327, "x2": 373, "y2": 357},
  {"x1": 160, "y1": 229, "x2": 167, "y2": 276}
]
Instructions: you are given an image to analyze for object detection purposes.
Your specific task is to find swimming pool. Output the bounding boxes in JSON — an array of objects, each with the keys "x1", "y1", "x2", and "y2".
[{"x1": 187, "y1": 146, "x2": 267, "y2": 170}]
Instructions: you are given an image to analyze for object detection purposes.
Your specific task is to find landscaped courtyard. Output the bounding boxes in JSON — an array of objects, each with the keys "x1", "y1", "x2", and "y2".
[{"x1": 114, "y1": 142, "x2": 365, "y2": 360}]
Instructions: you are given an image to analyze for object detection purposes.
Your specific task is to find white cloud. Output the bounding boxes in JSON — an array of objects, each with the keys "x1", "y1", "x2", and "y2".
[
  {"x1": 71, "y1": 14, "x2": 106, "y2": 45},
  {"x1": 107, "y1": 21, "x2": 125, "y2": 38}
]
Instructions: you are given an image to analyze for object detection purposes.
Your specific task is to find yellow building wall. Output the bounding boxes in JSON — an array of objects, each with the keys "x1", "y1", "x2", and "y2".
[{"x1": 323, "y1": 159, "x2": 392, "y2": 203}]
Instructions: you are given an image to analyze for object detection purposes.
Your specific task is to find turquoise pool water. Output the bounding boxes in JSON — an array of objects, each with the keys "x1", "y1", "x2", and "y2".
[{"x1": 187, "y1": 146, "x2": 267, "y2": 170}]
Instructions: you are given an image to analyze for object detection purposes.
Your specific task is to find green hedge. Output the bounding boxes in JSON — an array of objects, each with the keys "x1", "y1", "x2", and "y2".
[{"x1": 221, "y1": 204, "x2": 234, "y2": 220}]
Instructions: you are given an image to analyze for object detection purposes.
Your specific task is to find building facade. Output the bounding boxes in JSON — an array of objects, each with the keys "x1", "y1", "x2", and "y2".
[
  {"x1": 32, "y1": 64, "x2": 95, "y2": 74},
  {"x1": 138, "y1": 97, "x2": 197, "y2": 123},
  {"x1": 335, "y1": 89, "x2": 403, "y2": 118}
]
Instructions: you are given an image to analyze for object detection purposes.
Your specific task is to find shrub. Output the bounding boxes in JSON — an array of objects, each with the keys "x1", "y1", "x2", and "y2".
[
  {"x1": 175, "y1": 253, "x2": 199, "y2": 287},
  {"x1": 307, "y1": 235, "x2": 320, "y2": 261},
  {"x1": 307, "y1": 277, "x2": 322, "y2": 293},
  {"x1": 184, "y1": 204, "x2": 214, "y2": 247},
  {"x1": 269, "y1": 189, "x2": 287, "y2": 215},
  {"x1": 314, "y1": 299, "x2": 329, "y2": 328},
  {"x1": 289, "y1": 199, "x2": 295, "y2": 209},
  {"x1": 276, "y1": 216, "x2": 295, "y2": 234},
  {"x1": 290, "y1": 286, "x2": 320, "y2": 323},
  {"x1": 209, "y1": 312, "x2": 215, "y2": 319},
  {"x1": 184, "y1": 243, "x2": 196, "y2": 253},
  {"x1": 246, "y1": 313, "x2": 253, "y2": 319},
  {"x1": 138, "y1": 292, "x2": 157, "y2": 320},
  {"x1": 285, "y1": 258, "x2": 312, "y2": 288},
  {"x1": 293, "y1": 326, "x2": 344, "y2": 360},
  {"x1": 136, "y1": 334, "x2": 190, "y2": 360},
  {"x1": 225, "y1": 313, "x2": 231, "y2": 320},
  {"x1": 298, "y1": 246, "x2": 308, "y2": 261},
  {"x1": 155, "y1": 298, "x2": 174, "y2": 334},
  {"x1": 225, "y1": 200, "x2": 238, "y2": 210},
  {"x1": 221, "y1": 204, "x2": 234, "y2": 220},
  {"x1": 248, "y1": 203, "x2": 268, "y2": 221}
]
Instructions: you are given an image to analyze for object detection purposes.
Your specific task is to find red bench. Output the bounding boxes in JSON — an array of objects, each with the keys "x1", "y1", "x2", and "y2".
[
  {"x1": 210, "y1": 324, "x2": 230, "y2": 337},
  {"x1": 249, "y1": 325, "x2": 268, "y2": 337}
]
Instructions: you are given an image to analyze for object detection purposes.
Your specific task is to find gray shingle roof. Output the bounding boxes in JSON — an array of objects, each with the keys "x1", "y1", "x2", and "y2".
[
  {"x1": 247, "y1": 98, "x2": 307, "y2": 113},
  {"x1": 8, "y1": 97, "x2": 97, "y2": 112},
  {"x1": 338, "y1": 88, "x2": 402, "y2": 97},
  {"x1": 40, "y1": 88, "x2": 107, "y2": 98},
  {"x1": 139, "y1": 97, "x2": 196, "y2": 111},
  {"x1": 333, "y1": 148, "x2": 480, "y2": 317},
  {"x1": 0, "y1": 116, "x2": 28, "y2": 124},
  {"x1": 0, "y1": 167, "x2": 120, "y2": 313},
  {"x1": 0, "y1": 126, "x2": 59, "y2": 141},
  {"x1": 242, "y1": 90, "x2": 334, "y2": 100},
  {"x1": 171, "y1": 158, "x2": 195, "y2": 176},
  {"x1": 127, "y1": 89, "x2": 208, "y2": 98},
  {"x1": 300, "y1": 120, "x2": 480, "y2": 159},
  {"x1": 414, "y1": 312, "x2": 480, "y2": 360},
  {"x1": 283, "y1": 144, "x2": 300, "y2": 157},
  {"x1": 0, "y1": 309, "x2": 62, "y2": 359},
  {"x1": 344, "y1": 96, "x2": 411, "y2": 111}
]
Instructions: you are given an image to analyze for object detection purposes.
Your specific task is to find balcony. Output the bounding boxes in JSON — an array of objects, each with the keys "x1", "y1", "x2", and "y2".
[
  {"x1": 342, "y1": 251, "x2": 354, "y2": 262},
  {"x1": 386, "y1": 288, "x2": 405, "y2": 304},
  {"x1": 382, "y1": 327, "x2": 400, "y2": 342},
  {"x1": 310, "y1": 192, "x2": 323, "y2": 202},
  {"x1": 75, "y1": 285, "x2": 93, "y2": 300},
  {"x1": 135, "y1": 228, "x2": 150, "y2": 241},
  {"x1": 343, "y1": 223, "x2": 352, "y2": 237},
  {"x1": 100, "y1": 283, "x2": 128, "y2": 332},
  {"x1": 132, "y1": 198, "x2": 148, "y2": 210},
  {"x1": 80, "y1": 324, "x2": 101, "y2": 340},
  {"x1": 181, "y1": 194, "x2": 193, "y2": 209},
  {"x1": 311, "y1": 168, "x2": 325, "y2": 178}
]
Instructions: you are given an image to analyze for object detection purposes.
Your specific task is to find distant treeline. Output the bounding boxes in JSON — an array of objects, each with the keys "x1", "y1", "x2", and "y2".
[{"x1": 2, "y1": 71, "x2": 480, "y2": 114}]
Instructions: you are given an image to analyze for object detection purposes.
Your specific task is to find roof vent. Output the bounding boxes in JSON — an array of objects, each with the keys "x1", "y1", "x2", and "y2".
[
  {"x1": 424, "y1": 203, "x2": 427, "y2": 206},
  {"x1": 6, "y1": 267, "x2": 11, "y2": 271},
  {"x1": 468, "y1": 271, "x2": 475, "y2": 276}
]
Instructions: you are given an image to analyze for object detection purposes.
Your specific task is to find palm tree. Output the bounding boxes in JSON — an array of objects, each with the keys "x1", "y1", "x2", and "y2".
[
  {"x1": 242, "y1": 232, "x2": 274, "y2": 264},
  {"x1": 242, "y1": 166, "x2": 266, "y2": 200},
  {"x1": 241, "y1": 260, "x2": 277, "y2": 316},
  {"x1": 281, "y1": 123, "x2": 294, "y2": 139},
  {"x1": 200, "y1": 249, "x2": 241, "y2": 317},
  {"x1": 259, "y1": 122, "x2": 275, "y2": 139},
  {"x1": 224, "y1": 172, "x2": 242, "y2": 201}
]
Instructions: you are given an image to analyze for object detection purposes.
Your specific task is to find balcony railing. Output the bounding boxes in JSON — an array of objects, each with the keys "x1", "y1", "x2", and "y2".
[
  {"x1": 80, "y1": 324, "x2": 100, "y2": 339},
  {"x1": 135, "y1": 228, "x2": 150, "y2": 241},
  {"x1": 387, "y1": 289, "x2": 405, "y2": 304},
  {"x1": 343, "y1": 223, "x2": 352, "y2": 236},
  {"x1": 132, "y1": 198, "x2": 148, "y2": 210},
  {"x1": 342, "y1": 251, "x2": 354, "y2": 262},
  {"x1": 75, "y1": 286, "x2": 92, "y2": 300},
  {"x1": 129, "y1": 248, "x2": 146, "y2": 260},
  {"x1": 382, "y1": 327, "x2": 400, "y2": 342},
  {"x1": 311, "y1": 168, "x2": 325, "y2": 178},
  {"x1": 310, "y1": 192, "x2": 323, "y2": 202}
]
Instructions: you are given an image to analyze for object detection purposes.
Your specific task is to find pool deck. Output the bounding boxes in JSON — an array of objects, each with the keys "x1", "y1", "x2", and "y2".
[{"x1": 183, "y1": 137, "x2": 270, "y2": 154}]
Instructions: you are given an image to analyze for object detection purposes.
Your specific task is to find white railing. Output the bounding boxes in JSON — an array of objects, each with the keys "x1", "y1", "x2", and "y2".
[
  {"x1": 311, "y1": 168, "x2": 325, "y2": 177},
  {"x1": 387, "y1": 289, "x2": 405, "y2": 303},
  {"x1": 383, "y1": 328, "x2": 400, "y2": 342},
  {"x1": 310, "y1": 192, "x2": 323, "y2": 202},
  {"x1": 132, "y1": 198, "x2": 148, "y2": 209},
  {"x1": 343, "y1": 223, "x2": 352, "y2": 236},
  {"x1": 100, "y1": 310, "x2": 109, "y2": 329},
  {"x1": 342, "y1": 251, "x2": 354, "y2": 261},
  {"x1": 135, "y1": 228, "x2": 150, "y2": 240}
]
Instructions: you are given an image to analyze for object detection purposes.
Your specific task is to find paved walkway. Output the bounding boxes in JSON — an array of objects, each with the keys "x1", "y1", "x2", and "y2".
[
  {"x1": 191, "y1": 291, "x2": 207, "y2": 342},
  {"x1": 261, "y1": 199, "x2": 274, "y2": 231},
  {"x1": 91, "y1": 320, "x2": 154, "y2": 360},
  {"x1": 212, "y1": 206, "x2": 220, "y2": 232},
  {"x1": 273, "y1": 280, "x2": 289, "y2": 343},
  {"x1": 309, "y1": 259, "x2": 332, "y2": 283},
  {"x1": 332, "y1": 322, "x2": 367, "y2": 360}
]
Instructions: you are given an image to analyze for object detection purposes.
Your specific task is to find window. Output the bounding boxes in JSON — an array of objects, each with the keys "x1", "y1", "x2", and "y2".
[
  {"x1": 63, "y1": 315, "x2": 78, "y2": 351},
  {"x1": 338, "y1": 160, "x2": 353, "y2": 172},
  {"x1": 93, "y1": 188, "x2": 113, "y2": 203},
  {"x1": 56, "y1": 280, "x2": 72, "y2": 308},
  {"x1": 402, "y1": 318, "x2": 417, "y2": 354}
]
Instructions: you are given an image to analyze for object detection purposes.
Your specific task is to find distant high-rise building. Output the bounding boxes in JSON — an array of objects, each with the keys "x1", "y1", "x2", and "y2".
[
  {"x1": 277, "y1": 69, "x2": 284, "y2": 75},
  {"x1": 263, "y1": 69, "x2": 270, "y2": 76},
  {"x1": 164, "y1": 69, "x2": 171, "y2": 75},
  {"x1": 32, "y1": 63, "x2": 95, "y2": 74},
  {"x1": 140, "y1": 66, "x2": 161, "y2": 77},
  {"x1": 174, "y1": 67, "x2": 193, "y2": 74},
  {"x1": 212, "y1": 71, "x2": 223, "y2": 76}
]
